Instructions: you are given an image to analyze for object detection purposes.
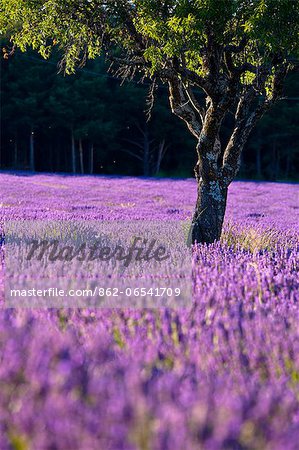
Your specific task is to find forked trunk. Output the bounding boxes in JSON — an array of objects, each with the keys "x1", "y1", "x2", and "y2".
[
  {"x1": 191, "y1": 179, "x2": 228, "y2": 244},
  {"x1": 168, "y1": 76, "x2": 268, "y2": 245}
]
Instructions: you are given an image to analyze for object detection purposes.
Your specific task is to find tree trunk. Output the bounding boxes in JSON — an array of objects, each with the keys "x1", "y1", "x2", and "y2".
[
  {"x1": 30, "y1": 127, "x2": 35, "y2": 172},
  {"x1": 71, "y1": 130, "x2": 76, "y2": 174},
  {"x1": 190, "y1": 179, "x2": 228, "y2": 244},
  {"x1": 271, "y1": 140, "x2": 277, "y2": 179},
  {"x1": 155, "y1": 139, "x2": 168, "y2": 176},
  {"x1": 14, "y1": 138, "x2": 18, "y2": 169},
  {"x1": 79, "y1": 139, "x2": 84, "y2": 174},
  {"x1": 256, "y1": 146, "x2": 262, "y2": 179},
  {"x1": 143, "y1": 127, "x2": 150, "y2": 177},
  {"x1": 286, "y1": 149, "x2": 291, "y2": 179},
  {"x1": 56, "y1": 141, "x2": 61, "y2": 172},
  {"x1": 275, "y1": 147, "x2": 280, "y2": 180},
  {"x1": 49, "y1": 145, "x2": 54, "y2": 172},
  {"x1": 90, "y1": 143, "x2": 94, "y2": 175}
]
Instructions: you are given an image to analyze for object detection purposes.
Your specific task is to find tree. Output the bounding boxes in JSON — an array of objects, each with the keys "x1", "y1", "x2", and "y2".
[
  {"x1": 1, "y1": 49, "x2": 50, "y2": 170},
  {"x1": 123, "y1": 121, "x2": 169, "y2": 176},
  {"x1": 1, "y1": 0, "x2": 298, "y2": 243},
  {"x1": 46, "y1": 68, "x2": 119, "y2": 174}
]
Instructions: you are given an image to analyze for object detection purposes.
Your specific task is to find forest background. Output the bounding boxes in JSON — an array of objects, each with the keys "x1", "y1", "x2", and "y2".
[{"x1": 1, "y1": 46, "x2": 298, "y2": 180}]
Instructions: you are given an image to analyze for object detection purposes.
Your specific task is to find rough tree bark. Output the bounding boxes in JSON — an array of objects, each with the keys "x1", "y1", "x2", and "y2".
[
  {"x1": 192, "y1": 179, "x2": 228, "y2": 243},
  {"x1": 191, "y1": 135, "x2": 229, "y2": 244}
]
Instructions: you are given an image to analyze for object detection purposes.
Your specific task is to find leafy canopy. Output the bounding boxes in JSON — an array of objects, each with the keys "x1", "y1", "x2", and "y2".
[{"x1": 1, "y1": 0, "x2": 298, "y2": 78}]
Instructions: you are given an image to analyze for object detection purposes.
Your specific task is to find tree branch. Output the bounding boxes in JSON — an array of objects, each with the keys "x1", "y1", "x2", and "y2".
[
  {"x1": 168, "y1": 77, "x2": 202, "y2": 138},
  {"x1": 222, "y1": 62, "x2": 289, "y2": 184},
  {"x1": 182, "y1": 84, "x2": 206, "y2": 123},
  {"x1": 121, "y1": 148, "x2": 143, "y2": 161}
]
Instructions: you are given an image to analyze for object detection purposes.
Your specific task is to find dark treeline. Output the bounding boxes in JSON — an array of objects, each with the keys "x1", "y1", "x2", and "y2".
[{"x1": 1, "y1": 47, "x2": 298, "y2": 180}]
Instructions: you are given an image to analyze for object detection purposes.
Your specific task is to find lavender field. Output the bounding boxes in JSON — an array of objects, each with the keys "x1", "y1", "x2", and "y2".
[{"x1": 0, "y1": 172, "x2": 299, "y2": 450}]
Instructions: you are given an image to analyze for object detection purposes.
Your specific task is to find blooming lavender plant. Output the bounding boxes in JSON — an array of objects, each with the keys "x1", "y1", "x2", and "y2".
[{"x1": 0, "y1": 173, "x2": 298, "y2": 449}]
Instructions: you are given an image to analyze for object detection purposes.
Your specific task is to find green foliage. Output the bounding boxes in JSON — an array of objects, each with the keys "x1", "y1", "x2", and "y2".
[
  {"x1": 1, "y1": 0, "x2": 298, "y2": 84},
  {"x1": 8, "y1": 431, "x2": 28, "y2": 450},
  {"x1": 113, "y1": 327, "x2": 126, "y2": 349},
  {"x1": 0, "y1": 0, "x2": 104, "y2": 73}
]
